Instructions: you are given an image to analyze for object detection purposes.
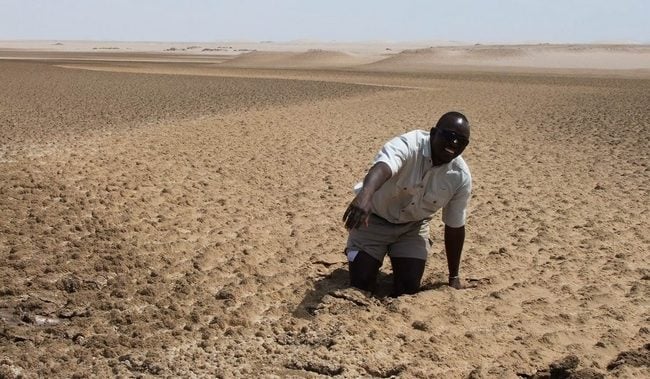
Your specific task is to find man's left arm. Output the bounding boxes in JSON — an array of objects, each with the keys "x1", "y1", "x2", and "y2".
[
  {"x1": 441, "y1": 173, "x2": 471, "y2": 289},
  {"x1": 444, "y1": 225, "x2": 465, "y2": 289}
]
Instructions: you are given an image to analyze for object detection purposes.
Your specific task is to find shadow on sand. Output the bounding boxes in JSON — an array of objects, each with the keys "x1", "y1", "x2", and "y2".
[
  {"x1": 293, "y1": 266, "x2": 402, "y2": 319},
  {"x1": 292, "y1": 265, "x2": 472, "y2": 319}
]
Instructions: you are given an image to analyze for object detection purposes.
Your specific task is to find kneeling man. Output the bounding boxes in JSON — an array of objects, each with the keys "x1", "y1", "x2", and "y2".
[{"x1": 342, "y1": 111, "x2": 472, "y2": 296}]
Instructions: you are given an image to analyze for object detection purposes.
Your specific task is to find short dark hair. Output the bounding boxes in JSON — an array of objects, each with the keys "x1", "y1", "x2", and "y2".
[{"x1": 435, "y1": 111, "x2": 469, "y2": 130}]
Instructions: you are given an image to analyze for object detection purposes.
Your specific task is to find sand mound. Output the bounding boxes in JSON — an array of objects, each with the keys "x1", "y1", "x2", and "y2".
[
  {"x1": 464, "y1": 45, "x2": 526, "y2": 59},
  {"x1": 380, "y1": 47, "x2": 439, "y2": 60},
  {"x1": 523, "y1": 46, "x2": 650, "y2": 70},
  {"x1": 220, "y1": 49, "x2": 377, "y2": 69},
  {"x1": 361, "y1": 48, "x2": 442, "y2": 71},
  {"x1": 363, "y1": 45, "x2": 528, "y2": 71},
  {"x1": 219, "y1": 51, "x2": 293, "y2": 67},
  {"x1": 295, "y1": 49, "x2": 360, "y2": 63},
  {"x1": 362, "y1": 44, "x2": 650, "y2": 73}
]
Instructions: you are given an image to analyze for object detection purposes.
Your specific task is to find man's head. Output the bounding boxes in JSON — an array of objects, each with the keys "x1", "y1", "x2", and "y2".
[{"x1": 430, "y1": 111, "x2": 470, "y2": 165}]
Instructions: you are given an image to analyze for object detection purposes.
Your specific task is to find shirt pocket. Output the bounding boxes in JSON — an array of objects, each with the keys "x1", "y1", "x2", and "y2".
[
  {"x1": 393, "y1": 178, "x2": 416, "y2": 201},
  {"x1": 421, "y1": 185, "x2": 452, "y2": 211}
]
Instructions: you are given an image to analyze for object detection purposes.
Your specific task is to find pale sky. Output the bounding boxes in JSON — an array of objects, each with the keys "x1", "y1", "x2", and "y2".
[{"x1": 1, "y1": 0, "x2": 648, "y2": 44}]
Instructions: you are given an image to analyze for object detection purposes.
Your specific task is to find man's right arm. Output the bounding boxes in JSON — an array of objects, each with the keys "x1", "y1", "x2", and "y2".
[{"x1": 342, "y1": 162, "x2": 392, "y2": 229}]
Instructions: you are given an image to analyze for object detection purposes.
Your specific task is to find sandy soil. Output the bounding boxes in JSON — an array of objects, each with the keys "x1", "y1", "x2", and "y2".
[{"x1": 0, "y1": 46, "x2": 649, "y2": 378}]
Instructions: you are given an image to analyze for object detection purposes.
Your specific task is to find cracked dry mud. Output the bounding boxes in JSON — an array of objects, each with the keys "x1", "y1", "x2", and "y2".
[{"x1": 1, "y1": 56, "x2": 649, "y2": 377}]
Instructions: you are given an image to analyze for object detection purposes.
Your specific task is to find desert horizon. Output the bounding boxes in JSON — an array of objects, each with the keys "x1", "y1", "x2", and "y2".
[
  {"x1": 0, "y1": 38, "x2": 648, "y2": 378},
  {"x1": 2, "y1": 40, "x2": 650, "y2": 82}
]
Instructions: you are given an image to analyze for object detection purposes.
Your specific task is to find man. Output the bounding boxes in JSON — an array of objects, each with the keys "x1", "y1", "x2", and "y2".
[{"x1": 342, "y1": 111, "x2": 471, "y2": 296}]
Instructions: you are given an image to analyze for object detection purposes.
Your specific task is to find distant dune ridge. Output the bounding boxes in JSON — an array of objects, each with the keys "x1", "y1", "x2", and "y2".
[
  {"x1": 216, "y1": 43, "x2": 650, "y2": 72},
  {"x1": 1, "y1": 40, "x2": 649, "y2": 74},
  {"x1": 361, "y1": 44, "x2": 650, "y2": 72}
]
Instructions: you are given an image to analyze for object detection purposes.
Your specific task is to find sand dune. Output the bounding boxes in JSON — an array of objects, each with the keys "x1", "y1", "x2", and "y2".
[
  {"x1": 0, "y1": 50, "x2": 649, "y2": 378},
  {"x1": 360, "y1": 47, "x2": 443, "y2": 71},
  {"x1": 2, "y1": 41, "x2": 650, "y2": 75},
  {"x1": 291, "y1": 49, "x2": 377, "y2": 66},
  {"x1": 463, "y1": 46, "x2": 526, "y2": 58},
  {"x1": 218, "y1": 51, "x2": 294, "y2": 67},
  {"x1": 221, "y1": 49, "x2": 378, "y2": 69},
  {"x1": 363, "y1": 44, "x2": 650, "y2": 73}
]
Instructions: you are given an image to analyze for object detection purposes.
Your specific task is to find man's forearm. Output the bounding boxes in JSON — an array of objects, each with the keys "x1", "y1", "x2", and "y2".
[
  {"x1": 444, "y1": 225, "x2": 465, "y2": 277},
  {"x1": 343, "y1": 162, "x2": 392, "y2": 229},
  {"x1": 359, "y1": 162, "x2": 392, "y2": 199}
]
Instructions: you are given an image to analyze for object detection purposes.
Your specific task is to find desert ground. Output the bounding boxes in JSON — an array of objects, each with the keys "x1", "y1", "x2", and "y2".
[{"x1": 0, "y1": 42, "x2": 649, "y2": 378}]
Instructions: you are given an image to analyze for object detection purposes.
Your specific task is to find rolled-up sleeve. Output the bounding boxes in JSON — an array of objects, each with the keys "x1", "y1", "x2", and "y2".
[
  {"x1": 442, "y1": 173, "x2": 472, "y2": 228},
  {"x1": 373, "y1": 133, "x2": 413, "y2": 176}
]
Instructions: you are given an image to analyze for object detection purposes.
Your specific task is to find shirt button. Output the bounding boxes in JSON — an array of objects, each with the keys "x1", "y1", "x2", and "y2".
[{"x1": 411, "y1": 202, "x2": 415, "y2": 205}]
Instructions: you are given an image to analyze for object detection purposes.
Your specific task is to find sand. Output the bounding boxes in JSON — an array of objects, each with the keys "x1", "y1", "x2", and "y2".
[{"x1": 0, "y1": 43, "x2": 648, "y2": 378}]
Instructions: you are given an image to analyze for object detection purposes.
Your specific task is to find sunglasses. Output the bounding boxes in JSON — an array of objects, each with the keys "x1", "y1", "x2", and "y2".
[{"x1": 438, "y1": 128, "x2": 469, "y2": 147}]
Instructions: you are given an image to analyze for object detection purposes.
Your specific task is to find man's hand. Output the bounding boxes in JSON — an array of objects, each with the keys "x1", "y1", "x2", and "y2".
[
  {"x1": 342, "y1": 162, "x2": 392, "y2": 229},
  {"x1": 448, "y1": 276, "x2": 462, "y2": 289},
  {"x1": 342, "y1": 192, "x2": 372, "y2": 229}
]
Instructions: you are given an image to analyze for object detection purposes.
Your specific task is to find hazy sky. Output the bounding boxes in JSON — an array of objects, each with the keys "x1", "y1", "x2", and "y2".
[{"x1": 1, "y1": 0, "x2": 648, "y2": 43}]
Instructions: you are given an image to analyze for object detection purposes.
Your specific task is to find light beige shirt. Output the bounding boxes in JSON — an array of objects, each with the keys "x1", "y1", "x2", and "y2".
[{"x1": 355, "y1": 130, "x2": 471, "y2": 227}]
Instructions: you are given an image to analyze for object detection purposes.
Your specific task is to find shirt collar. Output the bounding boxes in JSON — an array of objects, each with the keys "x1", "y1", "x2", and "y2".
[
  {"x1": 424, "y1": 133, "x2": 456, "y2": 169},
  {"x1": 423, "y1": 134, "x2": 431, "y2": 158}
]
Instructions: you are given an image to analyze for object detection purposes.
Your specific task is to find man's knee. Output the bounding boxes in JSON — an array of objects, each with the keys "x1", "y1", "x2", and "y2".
[
  {"x1": 399, "y1": 277, "x2": 422, "y2": 294},
  {"x1": 350, "y1": 274, "x2": 375, "y2": 291},
  {"x1": 390, "y1": 257, "x2": 426, "y2": 296},
  {"x1": 348, "y1": 250, "x2": 381, "y2": 291}
]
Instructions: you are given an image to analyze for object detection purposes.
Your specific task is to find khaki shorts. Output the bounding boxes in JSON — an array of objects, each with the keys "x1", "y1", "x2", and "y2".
[{"x1": 346, "y1": 213, "x2": 431, "y2": 262}]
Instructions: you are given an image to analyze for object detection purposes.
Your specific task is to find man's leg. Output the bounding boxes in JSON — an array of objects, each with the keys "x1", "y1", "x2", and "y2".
[
  {"x1": 390, "y1": 257, "x2": 426, "y2": 296},
  {"x1": 388, "y1": 219, "x2": 430, "y2": 296},
  {"x1": 348, "y1": 250, "x2": 382, "y2": 292},
  {"x1": 346, "y1": 214, "x2": 393, "y2": 293}
]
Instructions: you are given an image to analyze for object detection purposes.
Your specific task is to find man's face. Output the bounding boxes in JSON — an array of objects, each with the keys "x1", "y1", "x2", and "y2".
[{"x1": 430, "y1": 123, "x2": 470, "y2": 165}]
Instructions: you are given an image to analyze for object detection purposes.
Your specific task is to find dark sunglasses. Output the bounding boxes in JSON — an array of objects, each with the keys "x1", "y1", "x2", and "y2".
[{"x1": 438, "y1": 128, "x2": 469, "y2": 147}]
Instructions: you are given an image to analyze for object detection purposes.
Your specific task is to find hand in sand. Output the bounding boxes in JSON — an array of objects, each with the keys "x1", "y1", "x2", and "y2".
[
  {"x1": 342, "y1": 192, "x2": 372, "y2": 229},
  {"x1": 448, "y1": 277, "x2": 462, "y2": 289}
]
